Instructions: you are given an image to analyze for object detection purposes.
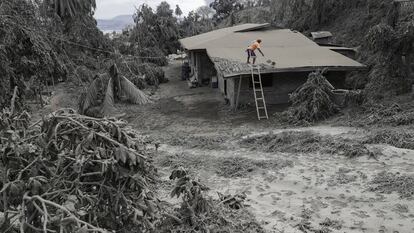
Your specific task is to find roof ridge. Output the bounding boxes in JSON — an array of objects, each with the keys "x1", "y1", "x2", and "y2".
[{"x1": 179, "y1": 23, "x2": 270, "y2": 50}]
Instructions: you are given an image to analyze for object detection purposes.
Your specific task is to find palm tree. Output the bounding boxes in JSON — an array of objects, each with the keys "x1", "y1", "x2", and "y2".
[
  {"x1": 175, "y1": 5, "x2": 183, "y2": 18},
  {"x1": 49, "y1": 0, "x2": 96, "y2": 19},
  {"x1": 79, "y1": 64, "x2": 151, "y2": 117}
]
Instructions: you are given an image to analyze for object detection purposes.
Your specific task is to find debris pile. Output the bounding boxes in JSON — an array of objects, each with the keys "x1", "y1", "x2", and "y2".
[
  {"x1": 362, "y1": 103, "x2": 414, "y2": 126},
  {"x1": 283, "y1": 70, "x2": 339, "y2": 124},
  {"x1": 157, "y1": 153, "x2": 293, "y2": 178},
  {"x1": 159, "y1": 168, "x2": 266, "y2": 233},
  {"x1": 217, "y1": 157, "x2": 294, "y2": 178},
  {"x1": 240, "y1": 131, "x2": 369, "y2": 158},
  {"x1": 365, "y1": 129, "x2": 414, "y2": 150},
  {"x1": 0, "y1": 109, "x2": 158, "y2": 232},
  {"x1": 211, "y1": 57, "x2": 274, "y2": 76},
  {"x1": 218, "y1": 192, "x2": 247, "y2": 209},
  {"x1": 369, "y1": 172, "x2": 414, "y2": 198},
  {"x1": 165, "y1": 134, "x2": 229, "y2": 150},
  {"x1": 336, "y1": 102, "x2": 414, "y2": 127}
]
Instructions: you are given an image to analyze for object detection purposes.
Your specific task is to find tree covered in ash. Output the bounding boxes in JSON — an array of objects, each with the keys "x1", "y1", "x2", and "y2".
[
  {"x1": 0, "y1": 0, "x2": 111, "y2": 110},
  {"x1": 129, "y1": 3, "x2": 180, "y2": 58}
]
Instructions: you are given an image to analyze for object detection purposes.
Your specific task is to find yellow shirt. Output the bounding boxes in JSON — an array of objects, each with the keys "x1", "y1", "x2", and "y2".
[{"x1": 248, "y1": 41, "x2": 261, "y2": 51}]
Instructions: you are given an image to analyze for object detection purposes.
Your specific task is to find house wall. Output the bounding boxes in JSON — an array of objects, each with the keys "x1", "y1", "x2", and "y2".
[
  {"x1": 228, "y1": 71, "x2": 347, "y2": 108},
  {"x1": 198, "y1": 52, "x2": 217, "y2": 85},
  {"x1": 218, "y1": 72, "x2": 225, "y2": 94},
  {"x1": 187, "y1": 50, "x2": 217, "y2": 86}
]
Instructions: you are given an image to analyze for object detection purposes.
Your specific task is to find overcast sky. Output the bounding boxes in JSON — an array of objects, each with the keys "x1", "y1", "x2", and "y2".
[{"x1": 95, "y1": 0, "x2": 209, "y2": 19}]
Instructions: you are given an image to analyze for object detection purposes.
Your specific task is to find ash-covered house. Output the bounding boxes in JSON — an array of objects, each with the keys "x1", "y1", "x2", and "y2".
[{"x1": 179, "y1": 23, "x2": 365, "y2": 109}]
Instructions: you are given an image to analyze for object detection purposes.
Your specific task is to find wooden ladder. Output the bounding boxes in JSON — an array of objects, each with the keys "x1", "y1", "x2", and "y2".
[{"x1": 250, "y1": 65, "x2": 269, "y2": 120}]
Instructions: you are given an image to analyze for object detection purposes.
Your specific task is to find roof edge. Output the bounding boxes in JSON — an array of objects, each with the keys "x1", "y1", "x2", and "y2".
[
  {"x1": 179, "y1": 23, "x2": 271, "y2": 50},
  {"x1": 233, "y1": 23, "x2": 270, "y2": 32},
  {"x1": 222, "y1": 65, "x2": 368, "y2": 78}
]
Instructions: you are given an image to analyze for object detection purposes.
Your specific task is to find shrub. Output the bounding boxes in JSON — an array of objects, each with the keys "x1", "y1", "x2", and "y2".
[{"x1": 284, "y1": 70, "x2": 338, "y2": 124}]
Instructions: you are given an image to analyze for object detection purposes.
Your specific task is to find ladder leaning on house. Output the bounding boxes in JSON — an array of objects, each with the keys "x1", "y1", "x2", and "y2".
[{"x1": 250, "y1": 65, "x2": 269, "y2": 120}]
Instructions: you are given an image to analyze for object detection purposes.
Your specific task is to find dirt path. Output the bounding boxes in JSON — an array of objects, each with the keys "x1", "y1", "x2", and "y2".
[{"x1": 38, "y1": 61, "x2": 414, "y2": 233}]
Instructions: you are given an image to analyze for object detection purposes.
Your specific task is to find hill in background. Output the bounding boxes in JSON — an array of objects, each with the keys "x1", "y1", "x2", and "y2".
[{"x1": 97, "y1": 15, "x2": 134, "y2": 33}]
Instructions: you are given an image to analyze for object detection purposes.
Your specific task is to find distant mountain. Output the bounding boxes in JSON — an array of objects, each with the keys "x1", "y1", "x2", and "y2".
[{"x1": 97, "y1": 15, "x2": 134, "y2": 33}]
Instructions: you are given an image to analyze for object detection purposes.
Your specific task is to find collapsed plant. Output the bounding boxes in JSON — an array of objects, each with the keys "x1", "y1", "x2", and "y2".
[
  {"x1": 369, "y1": 171, "x2": 414, "y2": 199},
  {"x1": 79, "y1": 64, "x2": 152, "y2": 117},
  {"x1": 158, "y1": 168, "x2": 265, "y2": 233},
  {"x1": 217, "y1": 192, "x2": 247, "y2": 210},
  {"x1": 117, "y1": 60, "x2": 168, "y2": 89},
  {"x1": 0, "y1": 108, "x2": 158, "y2": 232},
  {"x1": 284, "y1": 70, "x2": 339, "y2": 124},
  {"x1": 157, "y1": 152, "x2": 293, "y2": 178},
  {"x1": 240, "y1": 131, "x2": 369, "y2": 158},
  {"x1": 365, "y1": 129, "x2": 414, "y2": 150}
]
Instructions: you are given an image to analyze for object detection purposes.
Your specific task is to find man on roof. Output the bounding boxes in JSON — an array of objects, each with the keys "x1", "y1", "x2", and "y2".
[{"x1": 246, "y1": 39, "x2": 264, "y2": 65}]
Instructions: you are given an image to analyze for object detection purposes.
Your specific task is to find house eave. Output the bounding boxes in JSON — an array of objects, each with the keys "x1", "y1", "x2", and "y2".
[{"x1": 222, "y1": 65, "x2": 368, "y2": 79}]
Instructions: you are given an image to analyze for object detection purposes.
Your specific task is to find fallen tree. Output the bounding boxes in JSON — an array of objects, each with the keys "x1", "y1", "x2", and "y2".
[
  {"x1": 0, "y1": 108, "x2": 158, "y2": 232},
  {"x1": 1, "y1": 105, "x2": 268, "y2": 232},
  {"x1": 283, "y1": 70, "x2": 338, "y2": 124},
  {"x1": 78, "y1": 64, "x2": 152, "y2": 117}
]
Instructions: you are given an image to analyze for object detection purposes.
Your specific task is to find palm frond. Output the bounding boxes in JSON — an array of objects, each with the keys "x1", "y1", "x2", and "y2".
[
  {"x1": 102, "y1": 78, "x2": 116, "y2": 116},
  {"x1": 80, "y1": 77, "x2": 100, "y2": 114},
  {"x1": 52, "y1": 0, "x2": 96, "y2": 18},
  {"x1": 120, "y1": 76, "x2": 152, "y2": 105}
]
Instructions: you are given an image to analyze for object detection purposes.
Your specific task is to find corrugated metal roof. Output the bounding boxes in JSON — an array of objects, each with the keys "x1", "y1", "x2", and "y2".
[{"x1": 180, "y1": 24, "x2": 365, "y2": 77}]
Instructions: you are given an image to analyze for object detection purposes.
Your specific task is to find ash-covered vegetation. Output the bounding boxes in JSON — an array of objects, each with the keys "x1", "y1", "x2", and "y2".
[{"x1": 2, "y1": 0, "x2": 414, "y2": 232}]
